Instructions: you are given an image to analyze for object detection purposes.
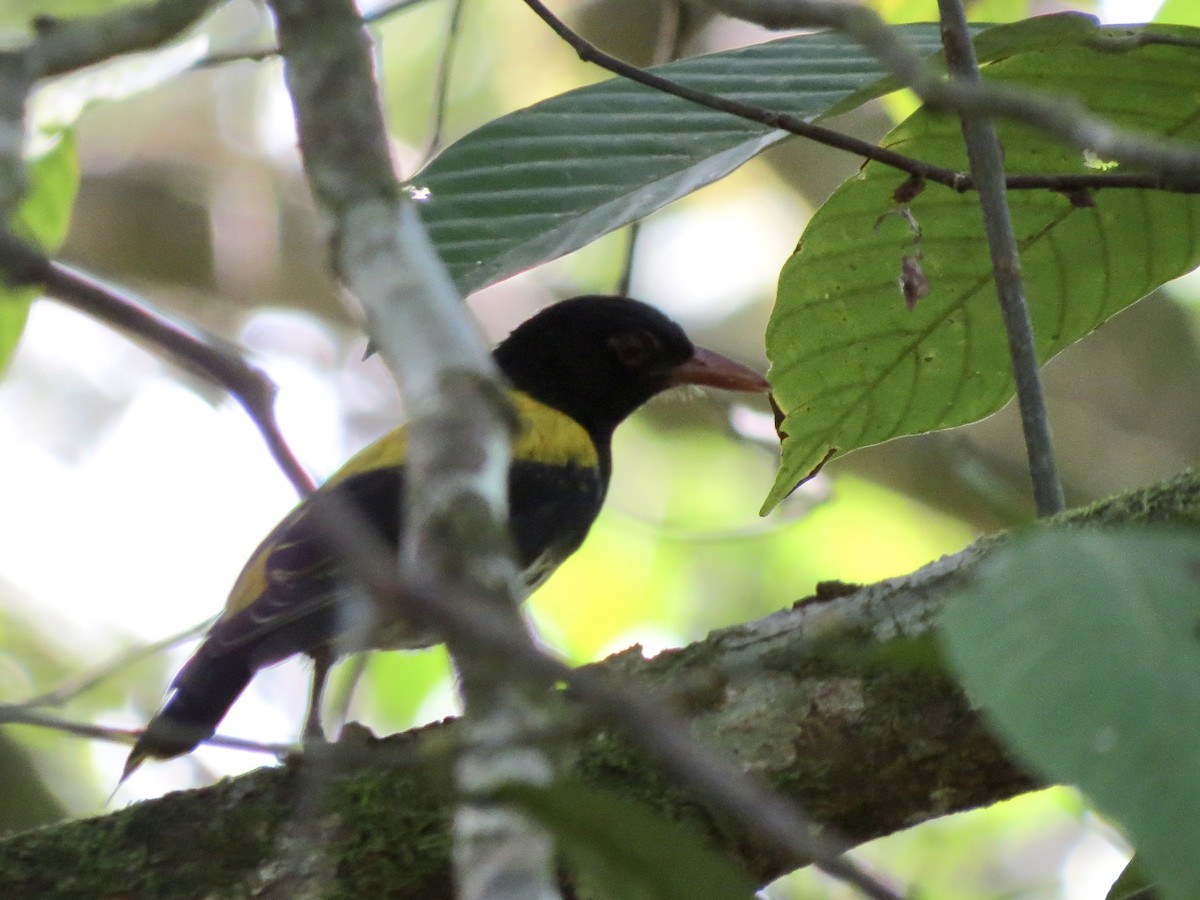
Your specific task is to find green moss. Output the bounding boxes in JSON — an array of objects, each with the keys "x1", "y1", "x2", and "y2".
[
  {"x1": 1066, "y1": 470, "x2": 1200, "y2": 527},
  {"x1": 0, "y1": 769, "x2": 288, "y2": 899},
  {"x1": 325, "y1": 757, "x2": 454, "y2": 898}
]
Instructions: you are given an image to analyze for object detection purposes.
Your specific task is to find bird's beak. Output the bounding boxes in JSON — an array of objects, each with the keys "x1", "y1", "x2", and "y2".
[{"x1": 668, "y1": 346, "x2": 771, "y2": 393}]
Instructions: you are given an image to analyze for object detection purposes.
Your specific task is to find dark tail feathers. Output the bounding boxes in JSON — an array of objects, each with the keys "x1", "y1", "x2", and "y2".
[{"x1": 121, "y1": 654, "x2": 253, "y2": 781}]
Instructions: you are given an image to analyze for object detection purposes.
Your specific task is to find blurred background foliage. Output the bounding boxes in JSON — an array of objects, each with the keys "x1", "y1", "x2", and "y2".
[{"x1": 0, "y1": 0, "x2": 1193, "y2": 895}]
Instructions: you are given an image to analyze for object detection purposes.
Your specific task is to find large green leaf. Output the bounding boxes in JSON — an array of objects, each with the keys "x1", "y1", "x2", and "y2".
[
  {"x1": 763, "y1": 21, "x2": 1200, "y2": 511},
  {"x1": 505, "y1": 781, "x2": 757, "y2": 900},
  {"x1": 1, "y1": 131, "x2": 80, "y2": 374},
  {"x1": 941, "y1": 529, "x2": 1200, "y2": 900},
  {"x1": 412, "y1": 26, "x2": 954, "y2": 295}
]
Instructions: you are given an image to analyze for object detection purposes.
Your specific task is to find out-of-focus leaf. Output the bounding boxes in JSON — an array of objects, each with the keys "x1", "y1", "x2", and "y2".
[
  {"x1": 413, "y1": 26, "x2": 952, "y2": 296},
  {"x1": 0, "y1": 0, "x2": 141, "y2": 31},
  {"x1": 1157, "y1": 0, "x2": 1200, "y2": 26},
  {"x1": 1107, "y1": 856, "x2": 1154, "y2": 900},
  {"x1": 360, "y1": 646, "x2": 451, "y2": 729},
  {"x1": 941, "y1": 529, "x2": 1200, "y2": 900},
  {"x1": 505, "y1": 781, "x2": 757, "y2": 900},
  {"x1": 27, "y1": 36, "x2": 208, "y2": 151},
  {"x1": 0, "y1": 735, "x2": 68, "y2": 835},
  {"x1": 1, "y1": 132, "x2": 80, "y2": 374},
  {"x1": 866, "y1": 0, "x2": 1032, "y2": 23},
  {"x1": 763, "y1": 20, "x2": 1200, "y2": 510}
]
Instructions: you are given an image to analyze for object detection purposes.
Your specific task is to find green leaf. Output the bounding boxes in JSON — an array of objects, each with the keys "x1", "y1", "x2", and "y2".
[
  {"x1": 28, "y1": 35, "x2": 207, "y2": 140},
  {"x1": 1, "y1": 131, "x2": 81, "y2": 374},
  {"x1": 504, "y1": 781, "x2": 757, "y2": 900},
  {"x1": 828, "y1": 13, "x2": 1095, "y2": 116},
  {"x1": 14, "y1": 132, "x2": 79, "y2": 250},
  {"x1": 763, "y1": 20, "x2": 1200, "y2": 511},
  {"x1": 413, "y1": 26, "x2": 951, "y2": 295},
  {"x1": 1107, "y1": 856, "x2": 1154, "y2": 900},
  {"x1": 941, "y1": 528, "x2": 1200, "y2": 900}
]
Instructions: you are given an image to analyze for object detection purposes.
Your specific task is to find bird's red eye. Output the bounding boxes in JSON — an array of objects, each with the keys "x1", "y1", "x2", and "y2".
[{"x1": 608, "y1": 329, "x2": 662, "y2": 369}]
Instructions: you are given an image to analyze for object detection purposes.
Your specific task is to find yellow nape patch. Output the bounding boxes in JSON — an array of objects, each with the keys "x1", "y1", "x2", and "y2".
[
  {"x1": 325, "y1": 391, "x2": 597, "y2": 480},
  {"x1": 510, "y1": 392, "x2": 598, "y2": 468},
  {"x1": 222, "y1": 390, "x2": 597, "y2": 615},
  {"x1": 324, "y1": 426, "x2": 411, "y2": 488}
]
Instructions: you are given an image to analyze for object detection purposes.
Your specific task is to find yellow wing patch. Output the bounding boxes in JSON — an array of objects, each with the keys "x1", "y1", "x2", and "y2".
[
  {"x1": 222, "y1": 390, "x2": 597, "y2": 617},
  {"x1": 224, "y1": 508, "x2": 305, "y2": 616}
]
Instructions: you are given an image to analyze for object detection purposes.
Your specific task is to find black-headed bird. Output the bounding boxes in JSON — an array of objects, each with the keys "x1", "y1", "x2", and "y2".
[{"x1": 123, "y1": 295, "x2": 769, "y2": 778}]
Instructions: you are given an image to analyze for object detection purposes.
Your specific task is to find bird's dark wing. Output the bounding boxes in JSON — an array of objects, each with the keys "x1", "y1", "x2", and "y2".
[
  {"x1": 179, "y1": 464, "x2": 409, "y2": 679},
  {"x1": 188, "y1": 393, "x2": 607, "y2": 670}
]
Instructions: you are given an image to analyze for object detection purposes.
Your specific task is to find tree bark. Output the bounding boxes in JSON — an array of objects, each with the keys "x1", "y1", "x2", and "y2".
[{"x1": 3, "y1": 470, "x2": 1199, "y2": 899}]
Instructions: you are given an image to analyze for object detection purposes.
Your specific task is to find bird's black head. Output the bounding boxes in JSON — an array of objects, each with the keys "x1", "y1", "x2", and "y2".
[{"x1": 493, "y1": 295, "x2": 768, "y2": 443}]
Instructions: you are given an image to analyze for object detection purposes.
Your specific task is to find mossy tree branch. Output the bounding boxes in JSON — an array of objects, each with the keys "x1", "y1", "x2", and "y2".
[{"x1": 4, "y1": 471, "x2": 1198, "y2": 898}]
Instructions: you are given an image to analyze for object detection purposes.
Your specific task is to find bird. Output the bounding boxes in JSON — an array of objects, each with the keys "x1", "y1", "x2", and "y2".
[{"x1": 122, "y1": 295, "x2": 770, "y2": 779}]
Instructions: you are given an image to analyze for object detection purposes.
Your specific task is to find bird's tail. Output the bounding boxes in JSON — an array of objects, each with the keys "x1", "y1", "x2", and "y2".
[{"x1": 121, "y1": 653, "x2": 253, "y2": 783}]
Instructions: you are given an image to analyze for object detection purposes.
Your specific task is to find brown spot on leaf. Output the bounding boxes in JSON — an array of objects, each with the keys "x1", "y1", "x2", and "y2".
[
  {"x1": 900, "y1": 255, "x2": 929, "y2": 310},
  {"x1": 770, "y1": 393, "x2": 787, "y2": 440}
]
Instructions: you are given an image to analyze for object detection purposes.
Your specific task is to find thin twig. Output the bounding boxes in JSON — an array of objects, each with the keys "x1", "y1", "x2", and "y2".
[
  {"x1": 19, "y1": 619, "x2": 213, "y2": 709},
  {"x1": 0, "y1": 704, "x2": 293, "y2": 757},
  {"x1": 937, "y1": 0, "x2": 1064, "y2": 516},
  {"x1": 0, "y1": 230, "x2": 315, "y2": 497},
  {"x1": 418, "y1": 0, "x2": 469, "y2": 164},
  {"x1": 617, "y1": 0, "x2": 687, "y2": 297},
  {"x1": 614, "y1": 0, "x2": 691, "y2": 300},
  {"x1": 193, "y1": 0, "x2": 440, "y2": 71},
  {"x1": 362, "y1": 0, "x2": 437, "y2": 24},
  {"x1": 28, "y1": 0, "x2": 219, "y2": 79},
  {"x1": 520, "y1": 0, "x2": 971, "y2": 188}
]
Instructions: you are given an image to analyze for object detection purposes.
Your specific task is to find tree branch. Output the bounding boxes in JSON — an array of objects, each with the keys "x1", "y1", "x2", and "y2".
[
  {"x1": 936, "y1": 0, "x2": 1064, "y2": 516},
  {"x1": 25, "y1": 0, "x2": 218, "y2": 79},
  {"x1": 7, "y1": 470, "x2": 1199, "y2": 898}
]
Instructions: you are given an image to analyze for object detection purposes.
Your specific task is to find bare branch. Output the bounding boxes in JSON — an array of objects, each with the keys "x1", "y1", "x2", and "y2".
[
  {"x1": 193, "y1": 0, "x2": 440, "y2": 71},
  {"x1": 0, "y1": 704, "x2": 292, "y2": 758},
  {"x1": 26, "y1": 0, "x2": 220, "y2": 79},
  {"x1": 419, "y1": 0, "x2": 469, "y2": 163},
  {"x1": 617, "y1": 0, "x2": 688, "y2": 297},
  {"x1": 0, "y1": 230, "x2": 316, "y2": 497},
  {"x1": 936, "y1": 0, "x2": 1064, "y2": 516},
  {"x1": 19, "y1": 620, "x2": 212, "y2": 710}
]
